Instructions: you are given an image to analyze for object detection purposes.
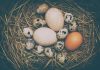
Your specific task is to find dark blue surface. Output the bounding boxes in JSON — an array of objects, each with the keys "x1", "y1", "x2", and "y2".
[{"x1": 0, "y1": 0, "x2": 100, "y2": 70}]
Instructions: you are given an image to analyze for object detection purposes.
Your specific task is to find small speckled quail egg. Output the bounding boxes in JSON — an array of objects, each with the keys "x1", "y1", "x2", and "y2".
[
  {"x1": 26, "y1": 39, "x2": 35, "y2": 50},
  {"x1": 57, "y1": 53, "x2": 66, "y2": 64},
  {"x1": 57, "y1": 28, "x2": 68, "y2": 39},
  {"x1": 54, "y1": 41, "x2": 64, "y2": 51},
  {"x1": 37, "y1": 3, "x2": 49, "y2": 14},
  {"x1": 34, "y1": 45, "x2": 44, "y2": 54},
  {"x1": 64, "y1": 12, "x2": 73, "y2": 23},
  {"x1": 33, "y1": 18, "x2": 46, "y2": 28},
  {"x1": 23, "y1": 27, "x2": 33, "y2": 38},
  {"x1": 44, "y1": 48, "x2": 53, "y2": 58},
  {"x1": 69, "y1": 21, "x2": 77, "y2": 31}
]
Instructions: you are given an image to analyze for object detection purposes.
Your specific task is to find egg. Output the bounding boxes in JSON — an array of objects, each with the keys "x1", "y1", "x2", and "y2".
[
  {"x1": 33, "y1": 18, "x2": 46, "y2": 28},
  {"x1": 57, "y1": 53, "x2": 66, "y2": 64},
  {"x1": 64, "y1": 12, "x2": 73, "y2": 23},
  {"x1": 69, "y1": 21, "x2": 77, "y2": 31},
  {"x1": 57, "y1": 28, "x2": 68, "y2": 39},
  {"x1": 33, "y1": 27, "x2": 57, "y2": 46},
  {"x1": 23, "y1": 27, "x2": 33, "y2": 38},
  {"x1": 44, "y1": 48, "x2": 54, "y2": 58},
  {"x1": 54, "y1": 41, "x2": 64, "y2": 51},
  {"x1": 65, "y1": 32, "x2": 83, "y2": 51},
  {"x1": 45, "y1": 8, "x2": 64, "y2": 31},
  {"x1": 37, "y1": 3, "x2": 49, "y2": 14},
  {"x1": 26, "y1": 39, "x2": 35, "y2": 50},
  {"x1": 34, "y1": 45, "x2": 44, "y2": 54}
]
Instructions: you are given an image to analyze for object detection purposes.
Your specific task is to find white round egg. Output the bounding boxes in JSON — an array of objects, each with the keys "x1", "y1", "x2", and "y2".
[
  {"x1": 45, "y1": 8, "x2": 64, "y2": 31},
  {"x1": 33, "y1": 27, "x2": 57, "y2": 46}
]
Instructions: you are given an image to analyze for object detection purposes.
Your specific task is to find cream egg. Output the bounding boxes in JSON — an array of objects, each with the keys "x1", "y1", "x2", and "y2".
[
  {"x1": 37, "y1": 3, "x2": 49, "y2": 14},
  {"x1": 45, "y1": 8, "x2": 64, "y2": 31},
  {"x1": 33, "y1": 27, "x2": 57, "y2": 46}
]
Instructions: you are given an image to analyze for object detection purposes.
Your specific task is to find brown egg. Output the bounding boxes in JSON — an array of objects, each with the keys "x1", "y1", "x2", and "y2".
[{"x1": 65, "y1": 32, "x2": 83, "y2": 51}]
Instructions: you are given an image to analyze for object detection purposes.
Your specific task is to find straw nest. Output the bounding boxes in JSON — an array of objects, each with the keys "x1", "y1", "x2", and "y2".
[{"x1": 0, "y1": 0, "x2": 96, "y2": 70}]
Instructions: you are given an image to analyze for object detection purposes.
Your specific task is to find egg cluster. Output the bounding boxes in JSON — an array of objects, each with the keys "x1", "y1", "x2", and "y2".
[{"x1": 23, "y1": 3, "x2": 83, "y2": 64}]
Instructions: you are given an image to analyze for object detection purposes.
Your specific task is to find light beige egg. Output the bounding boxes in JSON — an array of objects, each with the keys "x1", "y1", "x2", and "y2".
[
  {"x1": 33, "y1": 27, "x2": 57, "y2": 46},
  {"x1": 37, "y1": 3, "x2": 49, "y2": 14},
  {"x1": 45, "y1": 8, "x2": 64, "y2": 31}
]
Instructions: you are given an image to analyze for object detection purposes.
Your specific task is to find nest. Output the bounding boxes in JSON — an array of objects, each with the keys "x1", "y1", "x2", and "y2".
[{"x1": 1, "y1": 0, "x2": 95, "y2": 70}]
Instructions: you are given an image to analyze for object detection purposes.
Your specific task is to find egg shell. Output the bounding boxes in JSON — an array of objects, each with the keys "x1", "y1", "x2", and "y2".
[
  {"x1": 45, "y1": 8, "x2": 64, "y2": 31},
  {"x1": 65, "y1": 32, "x2": 83, "y2": 51},
  {"x1": 33, "y1": 27, "x2": 57, "y2": 46}
]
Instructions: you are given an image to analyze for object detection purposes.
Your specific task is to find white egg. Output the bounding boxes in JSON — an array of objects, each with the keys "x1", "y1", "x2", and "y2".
[
  {"x1": 33, "y1": 27, "x2": 57, "y2": 46},
  {"x1": 45, "y1": 8, "x2": 64, "y2": 31}
]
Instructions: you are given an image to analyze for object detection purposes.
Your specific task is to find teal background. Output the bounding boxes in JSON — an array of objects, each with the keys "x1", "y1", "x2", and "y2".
[{"x1": 0, "y1": 0, "x2": 100, "y2": 70}]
